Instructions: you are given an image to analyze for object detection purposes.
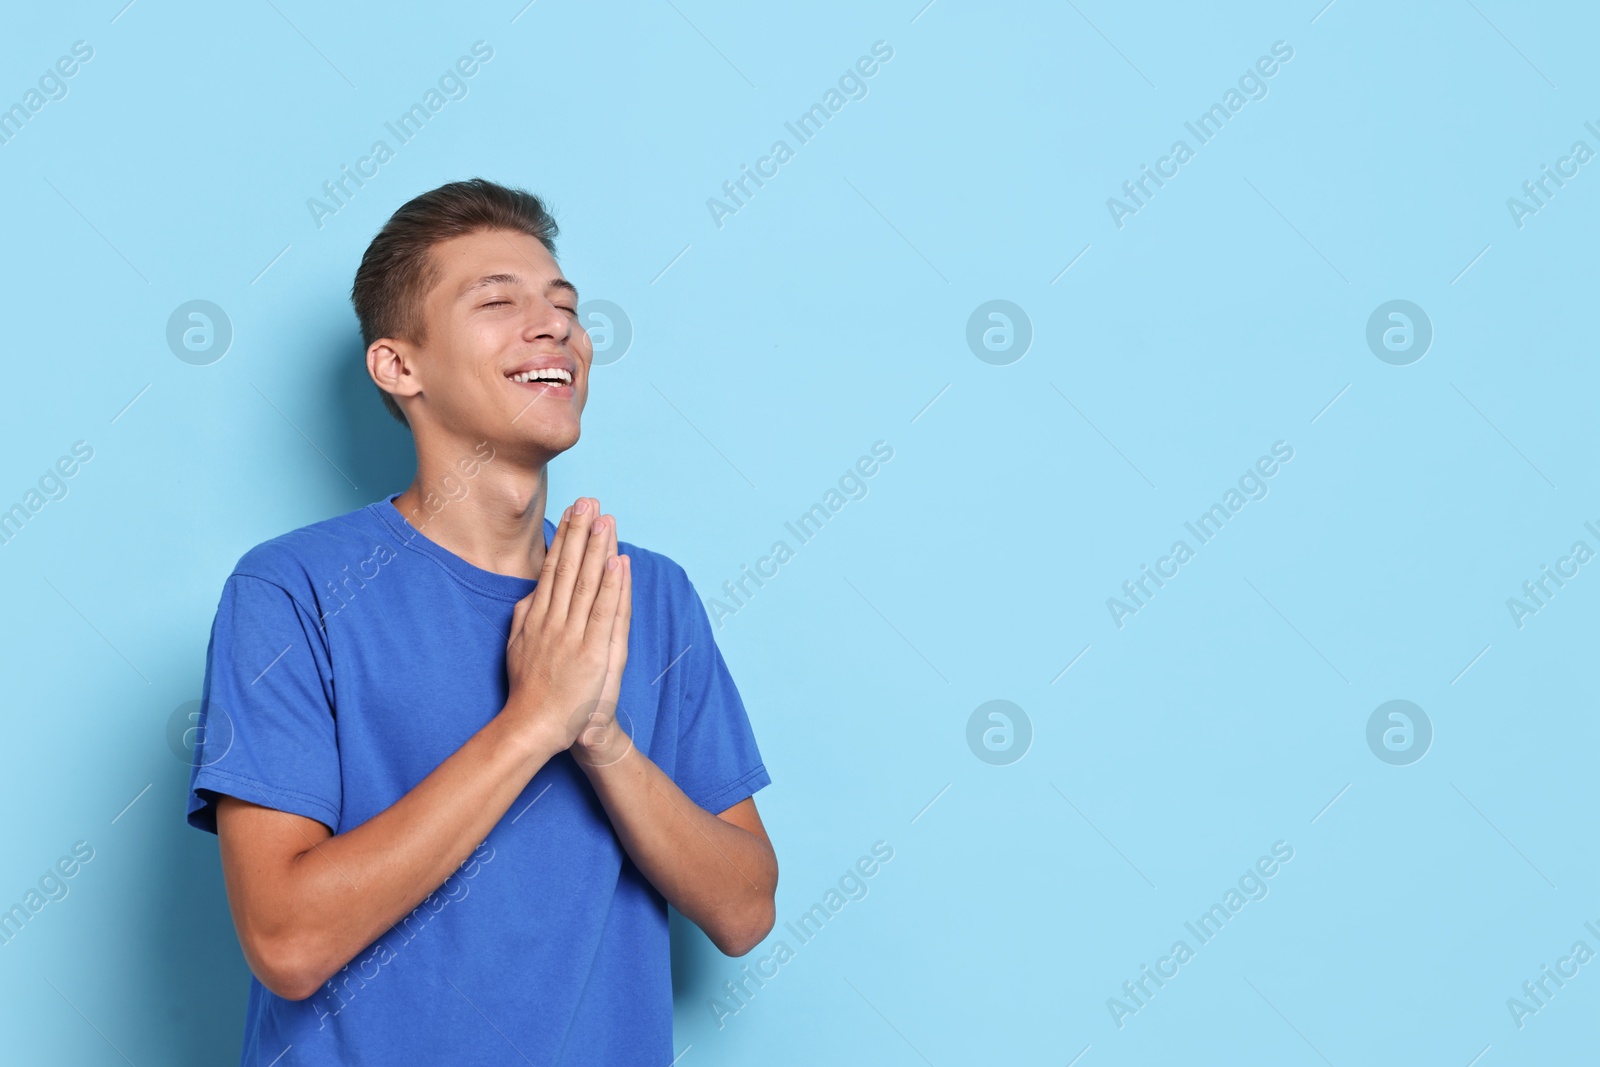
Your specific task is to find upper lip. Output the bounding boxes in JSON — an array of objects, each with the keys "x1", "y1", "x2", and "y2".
[{"x1": 503, "y1": 356, "x2": 576, "y2": 382}]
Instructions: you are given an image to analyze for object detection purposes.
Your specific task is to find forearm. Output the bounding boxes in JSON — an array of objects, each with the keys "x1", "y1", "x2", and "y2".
[
  {"x1": 578, "y1": 744, "x2": 776, "y2": 955},
  {"x1": 271, "y1": 714, "x2": 556, "y2": 995}
]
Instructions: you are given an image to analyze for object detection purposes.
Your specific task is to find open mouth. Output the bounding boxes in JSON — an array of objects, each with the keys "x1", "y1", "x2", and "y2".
[{"x1": 506, "y1": 368, "x2": 573, "y2": 386}]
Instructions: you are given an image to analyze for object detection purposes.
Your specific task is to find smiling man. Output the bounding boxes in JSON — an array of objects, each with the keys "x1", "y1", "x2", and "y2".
[{"x1": 185, "y1": 177, "x2": 777, "y2": 1065}]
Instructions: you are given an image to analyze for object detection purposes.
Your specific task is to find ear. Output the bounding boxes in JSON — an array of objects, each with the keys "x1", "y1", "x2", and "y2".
[{"x1": 367, "y1": 339, "x2": 420, "y2": 409}]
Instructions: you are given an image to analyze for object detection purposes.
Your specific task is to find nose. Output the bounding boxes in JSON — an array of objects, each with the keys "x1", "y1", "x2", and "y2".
[{"x1": 522, "y1": 297, "x2": 572, "y2": 345}]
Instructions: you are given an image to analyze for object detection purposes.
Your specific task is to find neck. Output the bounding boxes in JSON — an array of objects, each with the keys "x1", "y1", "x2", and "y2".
[{"x1": 392, "y1": 437, "x2": 551, "y2": 580}]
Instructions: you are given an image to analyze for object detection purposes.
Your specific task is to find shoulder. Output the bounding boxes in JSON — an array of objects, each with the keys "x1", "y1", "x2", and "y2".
[
  {"x1": 613, "y1": 535, "x2": 706, "y2": 618},
  {"x1": 226, "y1": 501, "x2": 388, "y2": 607},
  {"x1": 615, "y1": 535, "x2": 691, "y2": 593}
]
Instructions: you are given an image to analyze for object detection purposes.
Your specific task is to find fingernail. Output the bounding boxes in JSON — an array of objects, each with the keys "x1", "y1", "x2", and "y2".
[
  {"x1": 592, "y1": 515, "x2": 607, "y2": 536},
  {"x1": 574, "y1": 499, "x2": 587, "y2": 515},
  {"x1": 561, "y1": 505, "x2": 573, "y2": 521}
]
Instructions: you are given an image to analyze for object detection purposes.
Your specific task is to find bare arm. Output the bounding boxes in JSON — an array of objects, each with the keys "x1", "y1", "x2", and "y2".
[
  {"x1": 560, "y1": 513, "x2": 778, "y2": 956},
  {"x1": 577, "y1": 744, "x2": 778, "y2": 956},
  {"x1": 215, "y1": 498, "x2": 625, "y2": 1001},
  {"x1": 215, "y1": 718, "x2": 558, "y2": 1000}
]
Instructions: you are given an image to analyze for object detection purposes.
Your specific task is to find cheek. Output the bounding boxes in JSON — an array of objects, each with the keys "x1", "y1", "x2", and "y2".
[{"x1": 464, "y1": 336, "x2": 510, "y2": 389}]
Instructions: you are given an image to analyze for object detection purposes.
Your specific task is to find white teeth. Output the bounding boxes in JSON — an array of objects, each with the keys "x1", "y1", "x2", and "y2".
[{"x1": 508, "y1": 368, "x2": 572, "y2": 385}]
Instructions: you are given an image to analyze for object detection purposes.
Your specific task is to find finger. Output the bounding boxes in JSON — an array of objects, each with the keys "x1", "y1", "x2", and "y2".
[
  {"x1": 568, "y1": 511, "x2": 615, "y2": 633},
  {"x1": 587, "y1": 545, "x2": 624, "y2": 649},
  {"x1": 618, "y1": 555, "x2": 632, "y2": 646},
  {"x1": 509, "y1": 589, "x2": 532, "y2": 635},
  {"x1": 548, "y1": 498, "x2": 599, "y2": 625},
  {"x1": 598, "y1": 556, "x2": 630, "y2": 709},
  {"x1": 607, "y1": 556, "x2": 631, "y2": 671},
  {"x1": 528, "y1": 502, "x2": 574, "y2": 619},
  {"x1": 593, "y1": 507, "x2": 621, "y2": 635},
  {"x1": 618, "y1": 556, "x2": 632, "y2": 634}
]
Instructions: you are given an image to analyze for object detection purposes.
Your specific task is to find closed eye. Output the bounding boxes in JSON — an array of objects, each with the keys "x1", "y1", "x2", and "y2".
[{"x1": 483, "y1": 301, "x2": 576, "y2": 314}]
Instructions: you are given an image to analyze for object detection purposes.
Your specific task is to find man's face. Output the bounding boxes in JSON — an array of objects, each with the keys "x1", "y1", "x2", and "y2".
[{"x1": 404, "y1": 227, "x2": 591, "y2": 458}]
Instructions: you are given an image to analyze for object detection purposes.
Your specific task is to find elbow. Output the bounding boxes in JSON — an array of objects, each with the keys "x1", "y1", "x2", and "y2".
[
  {"x1": 269, "y1": 966, "x2": 327, "y2": 1004},
  {"x1": 264, "y1": 973, "x2": 320, "y2": 1003},
  {"x1": 244, "y1": 931, "x2": 328, "y2": 1002},
  {"x1": 712, "y1": 846, "x2": 779, "y2": 957},
  {"x1": 713, "y1": 893, "x2": 777, "y2": 958}
]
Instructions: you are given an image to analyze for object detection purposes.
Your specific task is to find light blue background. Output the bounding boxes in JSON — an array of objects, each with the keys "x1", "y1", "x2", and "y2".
[{"x1": 0, "y1": 0, "x2": 1594, "y2": 1063}]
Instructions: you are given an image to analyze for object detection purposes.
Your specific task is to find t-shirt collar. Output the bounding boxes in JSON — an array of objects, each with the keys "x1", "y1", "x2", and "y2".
[{"x1": 371, "y1": 490, "x2": 556, "y2": 602}]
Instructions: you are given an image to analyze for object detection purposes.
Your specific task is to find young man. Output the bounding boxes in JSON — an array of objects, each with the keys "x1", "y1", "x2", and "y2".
[{"x1": 185, "y1": 178, "x2": 777, "y2": 1065}]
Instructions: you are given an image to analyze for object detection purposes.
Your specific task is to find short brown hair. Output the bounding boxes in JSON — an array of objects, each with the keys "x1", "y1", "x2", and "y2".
[{"x1": 351, "y1": 177, "x2": 560, "y2": 427}]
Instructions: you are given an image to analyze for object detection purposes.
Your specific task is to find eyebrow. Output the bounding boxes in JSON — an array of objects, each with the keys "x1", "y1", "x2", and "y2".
[{"x1": 458, "y1": 273, "x2": 579, "y2": 302}]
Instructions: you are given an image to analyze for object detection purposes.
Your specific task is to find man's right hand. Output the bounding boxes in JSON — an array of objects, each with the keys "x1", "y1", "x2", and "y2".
[{"x1": 501, "y1": 496, "x2": 626, "y2": 757}]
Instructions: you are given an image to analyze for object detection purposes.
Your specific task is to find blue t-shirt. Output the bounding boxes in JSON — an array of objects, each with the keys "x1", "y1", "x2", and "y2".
[{"x1": 186, "y1": 491, "x2": 771, "y2": 1066}]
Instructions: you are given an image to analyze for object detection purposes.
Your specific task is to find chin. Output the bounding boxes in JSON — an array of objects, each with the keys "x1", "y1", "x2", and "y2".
[{"x1": 508, "y1": 422, "x2": 581, "y2": 456}]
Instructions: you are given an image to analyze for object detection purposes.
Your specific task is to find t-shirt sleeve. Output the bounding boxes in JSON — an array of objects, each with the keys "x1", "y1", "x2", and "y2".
[
  {"x1": 671, "y1": 573, "x2": 771, "y2": 815},
  {"x1": 186, "y1": 573, "x2": 342, "y2": 836}
]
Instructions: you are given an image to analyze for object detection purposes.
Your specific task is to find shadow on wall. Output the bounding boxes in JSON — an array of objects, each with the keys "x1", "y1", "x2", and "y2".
[
  {"x1": 150, "y1": 763, "x2": 257, "y2": 1063},
  {"x1": 669, "y1": 904, "x2": 719, "y2": 1008},
  {"x1": 147, "y1": 332, "x2": 415, "y2": 1063},
  {"x1": 326, "y1": 328, "x2": 416, "y2": 503}
]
